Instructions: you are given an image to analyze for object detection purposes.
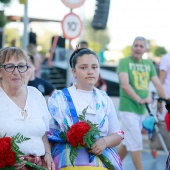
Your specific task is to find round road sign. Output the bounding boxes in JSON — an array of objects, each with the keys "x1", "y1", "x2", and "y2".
[
  {"x1": 61, "y1": 12, "x2": 82, "y2": 40},
  {"x1": 61, "y1": 0, "x2": 85, "y2": 9}
]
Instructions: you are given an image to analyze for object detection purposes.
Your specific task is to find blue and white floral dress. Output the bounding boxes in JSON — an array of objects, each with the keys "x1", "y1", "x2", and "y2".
[{"x1": 48, "y1": 85, "x2": 124, "y2": 170}]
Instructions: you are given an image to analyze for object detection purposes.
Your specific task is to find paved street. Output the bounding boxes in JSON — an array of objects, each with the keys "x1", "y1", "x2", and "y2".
[
  {"x1": 119, "y1": 140, "x2": 167, "y2": 170},
  {"x1": 111, "y1": 97, "x2": 168, "y2": 170}
]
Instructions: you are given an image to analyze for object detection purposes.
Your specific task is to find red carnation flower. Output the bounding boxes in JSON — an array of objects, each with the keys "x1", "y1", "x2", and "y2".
[
  {"x1": 66, "y1": 122, "x2": 91, "y2": 147},
  {"x1": 0, "y1": 133, "x2": 46, "y2": 170},
  {"x1": 0, "y1": 137, "x2": 16, "y2": 168}
]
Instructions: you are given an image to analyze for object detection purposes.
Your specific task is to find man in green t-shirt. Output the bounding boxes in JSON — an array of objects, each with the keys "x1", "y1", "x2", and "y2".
[{"x1": 117, "y1": 36, "x2": 167, "y2": 170}]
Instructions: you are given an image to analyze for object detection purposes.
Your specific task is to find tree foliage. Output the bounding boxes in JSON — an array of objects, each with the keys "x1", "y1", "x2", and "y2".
[
  {"x1": 122, "y1": 45, "x2": 131, "y2": 57},
  {"x1": 4, "y1": 28, "x2": 21, "y2": 46},
  {"x1": 0, "y1": 11, "x2": 7, "y2": 27},
  {"x1": 0, "y1": 0, "x2": 12, "y2": 27},
  {"x1": 151, "y1": 46, "x2": 167, "y2": 57},
  {"x1": 147, "y1": 39, "x2": 167, "y2": 57},
  {"x1": 0, "y1": 0, "x2": 11, "y2": 3},
  {"x1": 82, "y1": 19, "x2": 110, "y2": 54},
  {"x1": 37, "y1": 29, "x2": 56, "y2": 53}
]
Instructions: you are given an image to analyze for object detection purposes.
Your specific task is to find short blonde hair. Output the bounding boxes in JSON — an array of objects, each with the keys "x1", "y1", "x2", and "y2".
[{"x1": 0, "y1": 47, "x2": 29, "y2": 65}]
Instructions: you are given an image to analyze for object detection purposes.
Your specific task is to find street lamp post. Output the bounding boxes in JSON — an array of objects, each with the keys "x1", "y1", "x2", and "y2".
[{"x1": 22, "y1": 0, "x2": 29, "y2": 51}]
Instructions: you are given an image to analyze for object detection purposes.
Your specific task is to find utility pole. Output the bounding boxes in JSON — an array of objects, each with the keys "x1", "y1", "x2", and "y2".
[
  {"x1": 0, "y1": 3, "x2": 6, "y2": 48},
  {"x1": 22, "y1": 0, "x2": 29, "y2": 51},
  {"x1": 0, "y1": 27, "x2": 4, "y2": 48}
]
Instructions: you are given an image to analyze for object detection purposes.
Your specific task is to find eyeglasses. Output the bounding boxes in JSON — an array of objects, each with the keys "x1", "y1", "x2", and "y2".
[{"x1": 0, "y1": 64, "x2": 28, "y2": 73}]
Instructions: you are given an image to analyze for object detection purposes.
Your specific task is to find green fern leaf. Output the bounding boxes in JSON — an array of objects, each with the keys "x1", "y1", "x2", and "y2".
[
  {"x1": 69, "y1": 147, "x2": 77, "y2": 166},
  {"x1": 79, "y1": 106, "x2": 88, "y2": 121},
  {"x1": 60, "y1": 131, "x2": 67, "y2": 141},
  {"x1": 13, "y1": 133, "x2": 30, "y2": 143}
]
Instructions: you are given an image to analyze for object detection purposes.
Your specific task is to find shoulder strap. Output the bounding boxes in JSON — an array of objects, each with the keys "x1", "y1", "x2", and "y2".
[{"x1": 62, "y1": 88, "x2": 79, "y2": 124}]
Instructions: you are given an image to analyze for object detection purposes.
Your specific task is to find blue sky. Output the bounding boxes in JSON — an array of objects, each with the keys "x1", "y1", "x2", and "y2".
[{"x1": 4, "y1": 0, "x2": 170, "y2": 51}]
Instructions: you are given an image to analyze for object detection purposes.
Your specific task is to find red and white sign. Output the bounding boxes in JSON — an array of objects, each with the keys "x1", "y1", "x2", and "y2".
[
  {"x1": 61, "y1": 0, "x2": 85, "y2": 9},
  {"x1": 61, "y1": 12, "x2": 82, "y2": 40}
]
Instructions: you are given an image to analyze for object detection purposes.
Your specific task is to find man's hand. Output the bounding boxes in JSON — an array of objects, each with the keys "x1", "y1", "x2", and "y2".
[{"x1": 139, "y1": 96, "x2": 152, "y2": 105}]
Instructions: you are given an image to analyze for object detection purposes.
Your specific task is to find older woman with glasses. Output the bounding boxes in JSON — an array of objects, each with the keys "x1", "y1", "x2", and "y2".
[{"x1": 0, "y1": 47, "x2": 55, "y2": 170}]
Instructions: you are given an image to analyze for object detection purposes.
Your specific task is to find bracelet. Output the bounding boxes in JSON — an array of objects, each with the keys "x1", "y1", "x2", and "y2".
[
  {"x1": 102, "y1": 138, "x2": 107, "y2": 148},
  {"x1": 45, "y1": 152, "x2": 51, "y2": 155}
]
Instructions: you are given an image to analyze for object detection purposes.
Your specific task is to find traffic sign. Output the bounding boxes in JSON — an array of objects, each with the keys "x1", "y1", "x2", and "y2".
[
  {"x1": 61, "y1": 12, "x2": 82, "y2": 40},
  {"x1": 61, "y1": 0, "x2": 85, "y2": 9}
]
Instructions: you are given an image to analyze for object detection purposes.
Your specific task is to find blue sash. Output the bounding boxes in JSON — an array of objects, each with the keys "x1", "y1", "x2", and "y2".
[
  {"x1": 48, "y1": 88, "x2": 78, "y2": 143},
  {"x1": 62, "y1": 88, "x2": 79, "y2": 124},
  {"x1": 62, "y1": 88, "x2": 95, "y2": 162}
]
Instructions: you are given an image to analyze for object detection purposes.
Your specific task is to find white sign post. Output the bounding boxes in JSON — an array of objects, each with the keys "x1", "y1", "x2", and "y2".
[
  {"x1": 61, "y1": 12, "x2": 82, "y2": 41},
  {"x1": 61, "y1": 12, "x2": 82, "y2": 87}
]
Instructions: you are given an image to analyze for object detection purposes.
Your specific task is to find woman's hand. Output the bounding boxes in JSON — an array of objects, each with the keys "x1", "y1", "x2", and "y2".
[
  {"x1": 14, "y1": 156, "x2": 26, "y2": 170},
  {"x1": 14, "y1": 155, "x2": 45, "y2": 170},
  {"x1": 42, "y1": 153, "x2": 55, "y2": 170},
  {"x1": 42, "y1": 133, "x2": 55, "y2": 170},
  {"x1": 88, "y1": 138, "x2": 107, "y2": 156}
]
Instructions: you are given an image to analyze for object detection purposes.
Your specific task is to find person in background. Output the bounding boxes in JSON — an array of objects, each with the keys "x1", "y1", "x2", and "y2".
[
  {"x1": 79, "y1": 40, "x2": 89, "y2": 48},
  {"x1": 48, "y1": 48, "x2": 124, "y2": 169},
  {"x1": 148, "y1": 52, "x2": 170, "y2": 158},
  {"x1": 159, "y1": 52, "x2": 170, "y2": 169},
  {"x1": 0, "y1": 47, "x2": 55, "y2": 170},
  {"x1": 27, "y1": 44, "x2": 42, "y2": 78},
  {"x1": 95, "y1": 74, "x2": 107, "y2": 92},
  {"x1": 11, "y1": 39, "x2": 16, "y2": 47},
  {"x1": 159, "y1": 52, "x2": 170, "y2": 118},
  {"x1": 117, "y1": 36, "x2": 167, "y2": 170},
  {"x1": 26, "y1": 55, "x2": 56, "y2": 97}
]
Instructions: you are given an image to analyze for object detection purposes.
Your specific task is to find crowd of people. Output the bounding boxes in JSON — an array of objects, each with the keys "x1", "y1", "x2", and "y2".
[{"x1": 0, "y1": 36, "x2": 170, "y2": 170}]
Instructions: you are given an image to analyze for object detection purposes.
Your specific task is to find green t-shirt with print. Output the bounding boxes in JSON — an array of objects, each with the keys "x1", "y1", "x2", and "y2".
[{"x1": 117, "y1": 56, "x2": 157, "y2": 115}]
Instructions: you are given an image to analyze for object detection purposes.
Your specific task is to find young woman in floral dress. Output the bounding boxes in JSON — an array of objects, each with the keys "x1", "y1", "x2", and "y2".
[{"x1": 48, "y1": 48, "x2": 124, "y2": 170}]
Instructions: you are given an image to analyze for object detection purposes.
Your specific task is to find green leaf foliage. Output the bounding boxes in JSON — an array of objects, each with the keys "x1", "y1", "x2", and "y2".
[
  {"x1": 1, "y1": 133, "x2": 46, "y2": 170},
  {"x1": 12, "y1": 133, "x2": 30, "y2": 143},
  {"x1": 60, "y1": 106, "x2": 116, "y2": 170},
  {"x1": 153, "y1": 46, "x2": 167, "y2": 57},
  {"x1": 0, "y1": 11, "x2": 7, "y2": 28},
  {"x1": 122, "y1": 46, "x2": 131, "y2": 57},
  {"x1": 5, "y1": 28, "x2": 21, "y2": 47},
  {"x1": 25, "y1": 162, "x2": 47, "y2": 170},
  {"x1": 69, "y1": 147, "x2": 77, "y2": 166},
  {"x1": 60, "y1": 131, "x2": 67, "y2": 141},
  {"x1": 82, "y1": 19, "x2": 110, "y2": 54},
  {"x1": 0, "y1": 0, "x2": 11, "y2": 4},
  {"x1": 98, "y1": 154, "x2": 116, "y2": 170},
  {"x1": 78, "y1": 106, "x2": 88, "y2": 121},
  {"x1": 0, "y1": 166, "x2": 15, "y2": 170},
  {"x1": 10, "y1": 133, "x2": 30, "y2": 163}
]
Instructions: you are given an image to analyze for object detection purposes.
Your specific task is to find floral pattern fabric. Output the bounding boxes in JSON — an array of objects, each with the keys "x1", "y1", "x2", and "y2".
[{"x1": 48, "y1": 85, "x2": 123, "y2": 170}]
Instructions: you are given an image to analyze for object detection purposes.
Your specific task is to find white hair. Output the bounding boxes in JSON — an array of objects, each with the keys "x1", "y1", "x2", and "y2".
[{"x1": 132, "y1": 36, "x2": 148, "y2": 48}]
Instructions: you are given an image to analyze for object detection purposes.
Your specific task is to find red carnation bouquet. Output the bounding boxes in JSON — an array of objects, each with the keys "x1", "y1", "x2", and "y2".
[
  {"x1": 0, "y1": 133, "x2": 47, "y2": 170},
  {"x1": 60, "y1": 107, "x2": 116, "y2": 170}
]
